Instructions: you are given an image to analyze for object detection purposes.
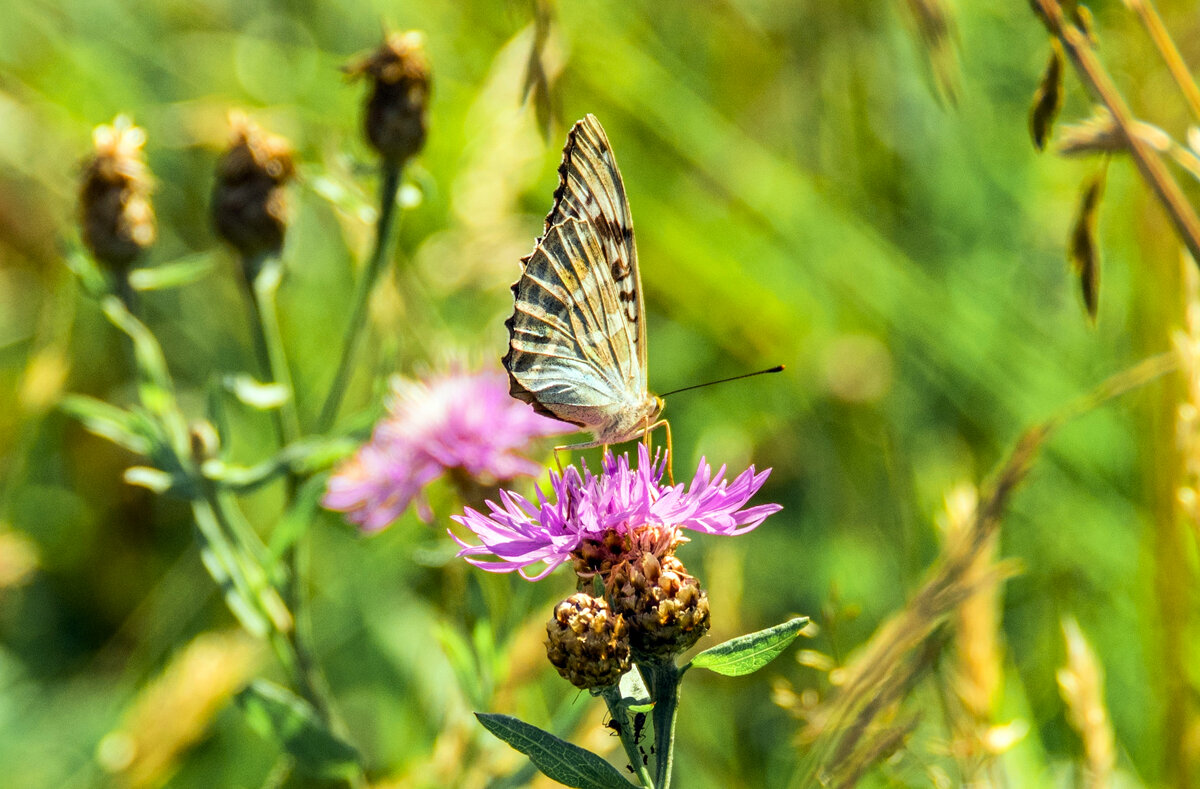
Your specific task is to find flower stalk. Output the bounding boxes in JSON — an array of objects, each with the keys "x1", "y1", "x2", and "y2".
[{"x1": 316, "y1": 161, "x2": 403, "y2": 433}]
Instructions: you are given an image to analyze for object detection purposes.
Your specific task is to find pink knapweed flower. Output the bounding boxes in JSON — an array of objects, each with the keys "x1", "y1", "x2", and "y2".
[
  {"x1": 450, "y1": 444, "x2": 780, "y2": 580},
  {"x1": 323, "y1": 368, "x2": 569, "y2": 531}
]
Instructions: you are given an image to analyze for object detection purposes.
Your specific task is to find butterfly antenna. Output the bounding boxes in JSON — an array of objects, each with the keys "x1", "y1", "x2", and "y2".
[{"x1": 659, "y1": 365, "x2": 784, "y2": 398}]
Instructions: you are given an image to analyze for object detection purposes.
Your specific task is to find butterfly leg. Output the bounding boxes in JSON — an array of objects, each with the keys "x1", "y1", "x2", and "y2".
[{"x1": 641, "y1": 419, "x2": 673, "y2": 484}]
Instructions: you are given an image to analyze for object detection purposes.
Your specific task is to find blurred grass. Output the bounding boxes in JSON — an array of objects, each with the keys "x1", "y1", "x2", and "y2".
[{"x1": 2, "y1": 0, "x2": 1200, "y2": 787}]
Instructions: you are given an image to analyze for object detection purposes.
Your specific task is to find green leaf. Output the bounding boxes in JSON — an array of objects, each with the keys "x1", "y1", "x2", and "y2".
[
  {"x1": 268, "y1": 475, "x2": 327, "y2": 559},
  {"x1": 615, "y1": 665, "x2": 652, "y2": 710},
  {"x1": 475, "y1": 713, "x2": 638, "y2": 789},
  {"x1": 59, "y1": 394, "x2": 151, "y2": 455},
  {"x1": 63, "y1": 248, "x2": 109, "y2": 297},
  {"x1": 688, "y1": 616, "x2": 809, "y2": 677},
  {"x1": 127, "y1": 253, "x2": 216, "y2": 291},
  {"x1": 224, "y1": 374, "x2": 290, "y2": 410},
  {"x1": 237, "y1": 680, "x2": 360, "y2": 779}
]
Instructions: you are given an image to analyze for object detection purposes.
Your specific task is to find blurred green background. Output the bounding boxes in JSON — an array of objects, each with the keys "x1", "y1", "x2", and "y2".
[{"x1": 2, "y1": 0, "x2": 1199, "y2": 787}]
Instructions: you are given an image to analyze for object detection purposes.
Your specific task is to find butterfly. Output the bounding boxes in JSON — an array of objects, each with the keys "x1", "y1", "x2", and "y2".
[{"x1": 503, "y1": 115, "x2": 670, "y2": 463}]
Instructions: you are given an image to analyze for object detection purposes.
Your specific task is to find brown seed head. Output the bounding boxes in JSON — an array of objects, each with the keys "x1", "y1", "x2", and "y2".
[
  {"x1": 212, "y1": 112, "x2": 294, "y2": 260},
  {"x1": 346, "y1": 31, "x2": 430, "y2": 165},
  {"x1": 79, "y1": 116, "x2": 156, "y2": 269},
  {"x1": 610, "y1": 552, "x2": 710, "y2": 661},
  {"x1": 545, "y1": 592, "x2": 630, "y2": 689}
]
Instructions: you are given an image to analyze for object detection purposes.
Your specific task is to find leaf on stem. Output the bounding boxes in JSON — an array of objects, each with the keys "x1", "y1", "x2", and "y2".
[
  {"x1": 224, "y1": 374, "x2": 289, "y2": 410},
  {"x1": 237, "y1": 680, "x2": 361, "y2": 779},
  {"x1": 1069, "y1": 164, "x2": 1107, "y2": 323},
  {"x1": 60, "y1": 394, "x2": 152, "y2": 455},
  {"x1": 475, "y1": 713, "x2": 639, "y2": 789},
  {"x1": 1030, "y1": 39, "x2": 1065, "y2": 152},
  {"x1": 127, "y1": 253, "x2": 216, "y2": 291},
  {"x1": 688, "y1": 616, "x2": 810, "y2": 677}
]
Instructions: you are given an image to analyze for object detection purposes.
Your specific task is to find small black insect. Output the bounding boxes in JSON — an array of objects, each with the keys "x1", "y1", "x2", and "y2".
[{"x1": 632, "y1": 712, "x2": 647, "y2": 743}]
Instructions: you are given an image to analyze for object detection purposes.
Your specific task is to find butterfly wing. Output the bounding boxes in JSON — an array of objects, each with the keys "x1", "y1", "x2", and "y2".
[{"x1": 504, "y1": 116, "x2": 653, "y2": 441}]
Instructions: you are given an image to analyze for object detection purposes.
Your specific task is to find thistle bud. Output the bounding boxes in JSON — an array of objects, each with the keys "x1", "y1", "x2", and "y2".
[
  {"x1": 611, "y1": 552, "x2": 711, "y2": 662},
  {"x1": 212, "y1": 113, "x2": 294, "y2": 261},
  {"x1": 346, "y1": 31, "x2": 430, "y2": 166},
  {"x1": 78, "y1": 116, "x2": 156, "y2": 270},
  {"x1": 545, "y1": 593, "x2": 630, "y2": 689}
]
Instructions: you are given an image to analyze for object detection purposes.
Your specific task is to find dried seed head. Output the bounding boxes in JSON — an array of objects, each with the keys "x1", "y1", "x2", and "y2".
[
  {"x1": 1057, "y1": 618, "x2": 1115, "y2": 787},
  {"x1": 545, "y1": 593, "x2": 630, "y2": 689},
  {"x1": 610, "y1": 552, "x2": 711, "y2": 661},
  {"x1": 1069, "y1": 164, "x2": 1107, "y2": 323},
  {"x1": 79, "y1": 116, "x2": 156, "y2": 269},
  {"x1": 1029, "y1": 40, "x2": 1065, "y2": 152},
  {"x1": 571, "y1": 523, "x2": 685, "y2": 585},
  {"x1": 346, "y1": 31, "x2": 430, "y2": 166},
  {"x1": 212, "y1": 113, "x2": 294, "y2": 260}
]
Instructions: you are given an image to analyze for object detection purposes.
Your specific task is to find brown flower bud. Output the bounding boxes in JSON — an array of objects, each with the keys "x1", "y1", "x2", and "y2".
[
  {"x1": 611, "y1": 553, "x2": 710, "y2": 662},
  {"x1": 212, "y1": 113, "x2": 294, "y2": 260},
  {"x1": 545, "y1": 593, "x2": 630, "y2": 689},
  {"x1": 346, "y1": 31, "x2": 430, "y2": 165},
  {"x1": 79, "y1": 117, "x2": 156, "y2": 269}
]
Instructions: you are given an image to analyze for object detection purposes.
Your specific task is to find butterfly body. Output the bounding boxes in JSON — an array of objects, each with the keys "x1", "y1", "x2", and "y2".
[{"x1": 504, "y1": 115, "x2": 665, "y2": 451}]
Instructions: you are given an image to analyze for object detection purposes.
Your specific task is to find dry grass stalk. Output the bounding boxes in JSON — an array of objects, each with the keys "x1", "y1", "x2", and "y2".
[
  {"x1": 1057, "y1": 618, "x2": 1115, "y2": 789},
  {"x1": 1057, "y1": 106, "x2": 1173, "y2": 157},
  {"x1": 939, "y1": 483, "x2": 1014, "y2": 785},
  {"x1": 798, "y1": 428, "x2": 1043, "y2": 787},
  {"x1": 1175, "y1": 257, "x2": 1200, "y2": 540},
  {"x1": 95, "y1": 630, "x2": 261, "y2": 788},
  {"x1": 898, "y1": 0, "x2": 961, "y2": 104}
]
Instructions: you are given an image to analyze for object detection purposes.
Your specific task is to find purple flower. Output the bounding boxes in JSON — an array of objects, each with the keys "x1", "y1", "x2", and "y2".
[
  {"x1": 323, "y1": 367, "x2": 570, "y2": 532},
  {"x1": 450, "y1": 444, "x2": 781, "y2": 580}
]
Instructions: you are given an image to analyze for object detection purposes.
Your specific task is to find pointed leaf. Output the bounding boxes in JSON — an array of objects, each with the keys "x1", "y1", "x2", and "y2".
[
  {"x1": 475, "y1": 713, "x2": 637, "y2": 789},
  {"x1": 615, "y1": 665, "x2": 652, "y2": 710},
  {"x1": 237, "y1": 680, "x2": 360, "y2": 778},
  {"x1": 60, "y1": 394, "x2": 151, "y2": 455},
  {"x1": 128, "y1": 254, "x2": 216, "y2": 291},
  {"x1": 689, "y1": 616, "x2": 809, "y2": 677}
]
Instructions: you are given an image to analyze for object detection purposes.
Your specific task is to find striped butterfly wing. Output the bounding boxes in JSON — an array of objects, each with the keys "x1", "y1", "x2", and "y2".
[{"x1": 504, "y1": 116, "x2": 654, "y2": 442}]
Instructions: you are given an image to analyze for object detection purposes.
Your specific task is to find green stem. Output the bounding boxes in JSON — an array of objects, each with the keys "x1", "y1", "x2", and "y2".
[
  {"x1": 643, "y1": 660, "x2": 682, "y2": 789},
  {"x1": 600, "y1": 686, "x2": 655, "y2": 787},
  {"x1": 244, "y1": 253, "x2": 302, "y2": 457},
  {"x1": 317, "y1": 161, "x2": 404, "y2": 433}
]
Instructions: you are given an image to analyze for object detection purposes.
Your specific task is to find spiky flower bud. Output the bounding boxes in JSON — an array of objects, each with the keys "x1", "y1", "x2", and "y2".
[
  {"x1": 346, "y1": 31, "x2": 430, "y2": 166},
  {"x1": 611, "y1": 552, "x2": 710, "y2": 662},
  {"x1": 545, "y1": 592, "x2": 630, "y2": 689},
  {"x1": 212, "y1": 113, "x2": 294, "y2": 261},
  {"x1": 79, "y1": 116, "x2": 156, "y2": 269}
]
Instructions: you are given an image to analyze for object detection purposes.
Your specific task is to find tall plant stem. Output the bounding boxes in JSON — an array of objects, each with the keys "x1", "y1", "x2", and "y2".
[
  {"x1": 317, "y1": 161, "x2": 404, "y2": 433},
  {"x1": 643, "y1": 660, "x2": 682, "y2": 788},
  {"x1": 1126, "y1": 0, "x2": 1200, "y2": 122},
  {"x1": 1033, "y1": 0, "x2": 1200, "y2": 265}
]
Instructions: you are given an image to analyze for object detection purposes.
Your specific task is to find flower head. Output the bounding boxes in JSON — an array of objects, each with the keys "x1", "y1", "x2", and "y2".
[
  {"x1": 451, "y1": 444, "x2": 780, "y2": 580},
  {"x1": 212, "y1": 112, "x2": 294, "y2": 262},
  {"x1": 79, "y1": 116, "x2": 156, "y2": 269},
  {"x1": 345, "y1": 31, "x2": 430, "y2": 166},
  {"x1": 323, "y1": 367, "x2": 569, "y2": 531}
]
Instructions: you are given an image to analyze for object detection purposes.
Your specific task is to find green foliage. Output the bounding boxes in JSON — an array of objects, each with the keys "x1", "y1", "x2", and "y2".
[
  {"x1": 476, "y1": 713, "x2": 638, "y2": 789},
  {"x1": 688, "y1": 616, "x2": 809, "y2": 677},
  {"x1": 237, "y1": 680, "x2": 361, "y2": 778}
]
